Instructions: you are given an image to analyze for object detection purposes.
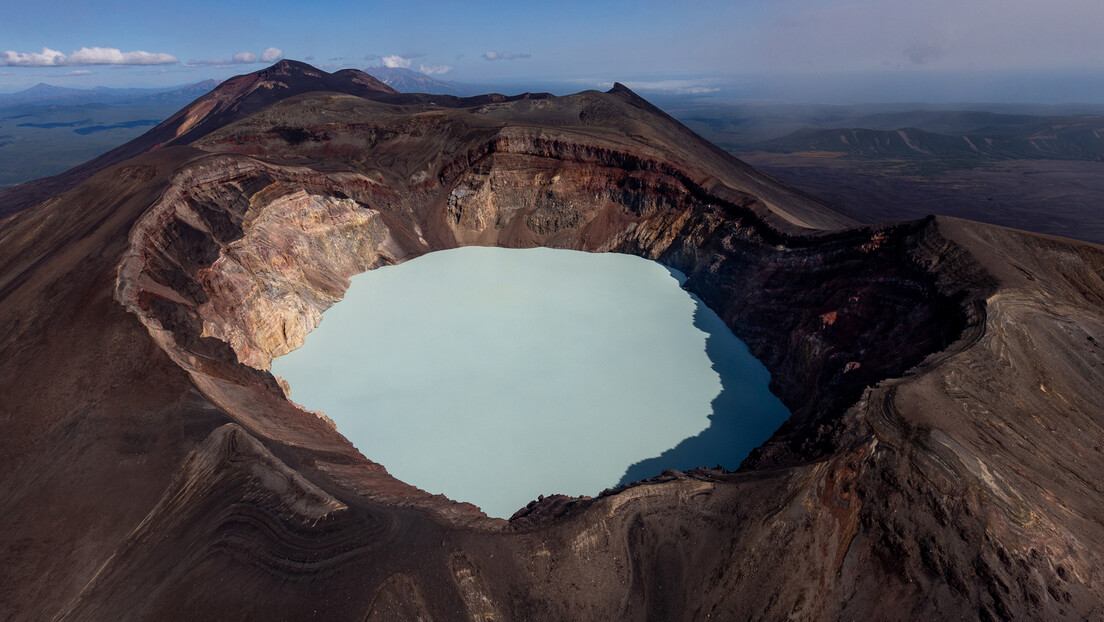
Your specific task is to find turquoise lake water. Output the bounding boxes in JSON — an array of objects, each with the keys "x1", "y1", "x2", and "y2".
[{"x1": 271, "y1": 247, "x2": 790, "y2": 518}]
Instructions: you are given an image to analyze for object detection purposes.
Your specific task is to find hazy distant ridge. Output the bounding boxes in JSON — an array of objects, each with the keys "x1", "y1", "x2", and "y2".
[{"x1": 756, "y1": 112, "x2": 1104, "y2": 163}]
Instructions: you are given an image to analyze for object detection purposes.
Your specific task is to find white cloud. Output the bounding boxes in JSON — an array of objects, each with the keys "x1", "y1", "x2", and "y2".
[
  {"x1": 1, "y1": 46, "x2": 177, "y2": 67},
  {"x1": 186, "y1": 47, "x2": 283, "y2": 67},
  {"x1": 68, "y1": 47, "x2": 177, "y2": 65},
  {"x1": 482, "y1": 51, "x2": 530, "y2": 61},
  {"x1": 419, "y1": 64, "x2": 453, "y2": 75},
  {"x1": 382, "y1": 54, "x2": 413, "y2": 69},
  {"x1": 1, "y1": 48, "x2": 62, "y2": 66},
  {"x1": 1, "y1": 47, "x2": 66, "y2": 66},
  {"x1": 66, "y1": 69, "x2": 92, "y2": 76}
]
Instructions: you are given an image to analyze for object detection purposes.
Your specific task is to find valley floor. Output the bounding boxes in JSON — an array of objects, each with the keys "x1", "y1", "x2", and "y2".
[{"x1": 739, "y1": 152, "x2": 1104, "y2": 245}]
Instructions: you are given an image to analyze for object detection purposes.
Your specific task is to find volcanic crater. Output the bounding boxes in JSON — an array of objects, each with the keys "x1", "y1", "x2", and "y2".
[{"x1": 2, "y1": 60, "x2": 1103, "y2": 620}]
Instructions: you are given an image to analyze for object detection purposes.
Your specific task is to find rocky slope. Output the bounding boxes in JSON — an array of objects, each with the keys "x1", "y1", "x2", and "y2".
[{"x1": 1, "y1": 61, "x2": 1102, "y2": 620}]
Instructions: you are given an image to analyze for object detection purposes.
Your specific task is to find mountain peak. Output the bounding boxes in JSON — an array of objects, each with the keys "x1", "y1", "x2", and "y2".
[
  {"x1": 270, "y1": 58, "x2": 306, "y2": 70},
  {"x1": 363, "y1": 66, "x2": 472, "y2": 95},
  {"x1": 0, "y1": 83, "x2": 91, "y2": 103},
  {"x1": 15, "y1": 82, "x2": 79, "y2": 96},
  {"x1": 161, "y1": 59, "x2": 396, "y2": 145},
  {"x1": 605, "y1": 81, "x2": 668, "y2": 117},
  {"x1": 262, "y1": 58, "x2": 325, "y2": 78}
]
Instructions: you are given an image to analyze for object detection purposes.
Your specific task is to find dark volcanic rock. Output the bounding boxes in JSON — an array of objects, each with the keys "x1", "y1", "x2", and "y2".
[{"x1": 1, "y1": 60, "x2": 1103, "y2": 621}]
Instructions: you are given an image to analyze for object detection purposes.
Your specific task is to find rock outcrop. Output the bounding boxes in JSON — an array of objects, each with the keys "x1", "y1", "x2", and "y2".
[{"x1": 2, "y1": 61, "x2": 1103, "y2": 620}]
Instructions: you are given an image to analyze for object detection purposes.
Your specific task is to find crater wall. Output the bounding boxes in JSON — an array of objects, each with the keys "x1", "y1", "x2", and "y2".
[{"x1": 23, "y1": 81, "x2": 1099, "y2": 620}]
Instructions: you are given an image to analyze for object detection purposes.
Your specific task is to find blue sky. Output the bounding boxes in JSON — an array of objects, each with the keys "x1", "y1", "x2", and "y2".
[{"x1": 3, "y1": 0, "x2": 1104, "y2": 102}]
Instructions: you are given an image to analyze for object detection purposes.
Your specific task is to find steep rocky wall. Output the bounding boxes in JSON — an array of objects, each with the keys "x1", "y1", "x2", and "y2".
[
  {"x1": 117, "y1": 156, "x2": 407, "y2": 374},
  {"x1": 196, "y1": 188, "x2": 394, "y2": 370},
  {"x1": 843, "y1": 222, "x2": 1104, "y2": 619},
  {"x1": 436, "y1": 136, "x2": 966, "y2": 466},
  {"x1": 117, "y1": 136, "x2": 964, "y2": 479}
]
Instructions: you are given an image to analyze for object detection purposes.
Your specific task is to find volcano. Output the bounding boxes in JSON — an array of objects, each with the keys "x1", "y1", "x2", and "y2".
[{"x1": 1, "y1": 60, "x2": 1102, "y2": 621}]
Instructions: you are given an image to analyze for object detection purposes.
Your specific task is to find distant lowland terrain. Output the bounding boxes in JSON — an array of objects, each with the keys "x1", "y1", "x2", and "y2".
[
  {"x1": 659, "y1": 98, "x2": 1104, "y2": 244},
  {"x1": 0, "y1": 80, "x2": 217, "y2": 189}
]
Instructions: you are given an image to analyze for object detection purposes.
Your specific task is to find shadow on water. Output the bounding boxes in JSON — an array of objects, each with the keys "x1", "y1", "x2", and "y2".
[{"x1": 617, "y1": 269, "x2": 792, "y2": 486}]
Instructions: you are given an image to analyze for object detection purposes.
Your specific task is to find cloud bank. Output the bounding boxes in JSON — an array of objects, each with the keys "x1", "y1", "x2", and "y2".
[
  {"x1": 187, "y1": 47, "x2": 284, "y2": 67},
  {"x1": 382, "y1": 54, "x2": 414, "y2": 69},
  {"x1": 482, "y1": 51, "x2": 530, "y2": 61},
  {"x1": 1, "y1": 47, "x2": 178, "y2": 67}
]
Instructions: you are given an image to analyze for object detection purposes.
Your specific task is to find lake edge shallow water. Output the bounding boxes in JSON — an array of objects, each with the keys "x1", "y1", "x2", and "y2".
[{"x1": 272, "y1": 247, "x2": 791, "y2": 518}]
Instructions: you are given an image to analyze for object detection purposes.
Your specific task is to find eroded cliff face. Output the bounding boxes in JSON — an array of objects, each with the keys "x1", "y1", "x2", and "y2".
[
  {"x1": 116, "y1": 157, "x2": 406, "y2": 373},
  {"x1": 5, "y1": 67, "x2": 1104, "y2": 621},
  {"x1": 117, "y1": 108, "x2": 959, "y2": 475}
]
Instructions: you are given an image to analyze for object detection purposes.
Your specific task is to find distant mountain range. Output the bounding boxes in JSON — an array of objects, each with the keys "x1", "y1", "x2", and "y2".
[
  {"x1": 753, "y1": 111, "x2": 1104, "y2": 164},
  {"x1": 362, "y1": 66, "x2": 475, "y2": 96},
  {"x1": 0, "y1": 80, "x2": 220, "y2": 105}
]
